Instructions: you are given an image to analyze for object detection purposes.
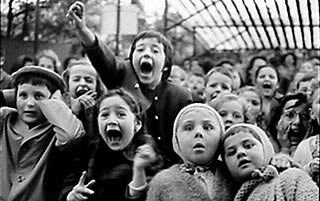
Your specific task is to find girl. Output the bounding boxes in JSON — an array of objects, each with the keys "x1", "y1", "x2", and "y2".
[
  {"x1": 222, "y1": 123, "x2": 319, "y2": 200},
  {"x1": 208, "y1": 92, "x2": 246, "y2": 130},
  {"x1": 59, "y1": 89, "x2": 161, "y2": 201},
  {"x1": 293, "y1": 86, "x2": 320, "y2": 185},
  {"x1": 147, "y1": 103, "x2": 236, "y2": 201},
  {"x1": 254, "y1": 64, "x2": 282, "y2": 129},
  {"x1": 204, "y1": 67, "x2": 233, "y2": 103},
  {"x1": 237, "y1": 86, "x2": 265, "y2": 129},
  {"x1": 245, "y1": 56, "x2": 267, "y2": 86},
  {"x1": 62, "y1": 59, "x2": 106, "y2": 135}
]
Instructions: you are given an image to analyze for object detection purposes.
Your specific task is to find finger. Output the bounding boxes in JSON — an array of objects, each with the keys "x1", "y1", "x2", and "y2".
[
  {"x1": 85, "y1": 179, "x2": 96, "y2": 188},
  {"x1": 80, "y1": 187, "x2": 94, "y2": 195},
  {"x1": 78, "y1": 171, "x2": 87, "y2": 186},
  {"x1": 74, "y1": 193, "x2": 88, "y2": 201}
]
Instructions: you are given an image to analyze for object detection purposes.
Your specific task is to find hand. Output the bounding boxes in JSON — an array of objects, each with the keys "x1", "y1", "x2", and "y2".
[
  {"x1": 133, "y1": 144, "x2": 157, "y2": 171},
  {"x1": 67, "y1": 1, "x2": 86, "y2": 29},
  {"x1": 270, "y1": 153, "x2": 299, "y2": 172},
  {"x1": 308, "y1": 157, "x2": 320, "y2": 175},
  {"x1": 71, "y1": 91, "x2": 97, "y2": 114},
  {"x1": 277, "y1": 121, "x2": 293, "y2": 153},
  {"x1": 67, "y1": 171, "x2": 95, "y2": 201}
]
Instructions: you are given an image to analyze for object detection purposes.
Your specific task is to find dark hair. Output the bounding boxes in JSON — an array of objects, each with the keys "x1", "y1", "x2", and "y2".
[
  {"x1": 128, "y1": 30, "x2": 173, "y2": 80},
  {"x1": 221, "y1": 126, "x2": 262, "y2": 159},
  {"x1": 296, "y1": 74, "x2": 314, "y2": 89},
  {"x1": 254, "y1": 64, "x2": 280, "y2": 82},
  {"x1": 267, "y1": 93, "x2": 310, "y2": 141},
  {"x1": 281, "y1": 52, "x2": 297, "y2": 66},
  {"x1": 97, "y1": 88, "x2": 142, "y2": 121},
  {"x1": 10, "y1": 55, "x2": 34, "y2": 74},
  {"x1": 205, "y1": 66, "x2": 233, "y2": 86},
  {"x1": 14, "y1": 75, "x2": 58, "y2": 95},
  {"x1": 246, "y1": 56, "x2": 267, "y2": 85}
]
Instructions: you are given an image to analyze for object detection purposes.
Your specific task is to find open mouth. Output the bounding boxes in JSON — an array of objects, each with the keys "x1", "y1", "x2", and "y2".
[
  {"x1": 238, "y1": 159, "x2": 251, "y2": 167},
  {"x1": 193, "y1": 142, "x2": 205, "y2": 150},
  {"x1": 140, "y1": 61, "x2": 153, "y2": 75},
  {"x1": 107, "y1": 129, "x2": 122, "y2": 143},
  {"x1": 75, "y1": 87, "x2": 90, "y2": 97},
  {"x1": 262, "y1": 83, "x2": 272, "y2": 89}
]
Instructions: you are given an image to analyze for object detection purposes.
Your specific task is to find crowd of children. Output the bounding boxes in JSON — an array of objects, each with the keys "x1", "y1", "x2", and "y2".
[{"x1": 0, "y1": 1, "x2": 319, "y2": 201}]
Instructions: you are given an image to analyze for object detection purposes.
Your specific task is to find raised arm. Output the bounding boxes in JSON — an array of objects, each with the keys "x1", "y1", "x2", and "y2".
[{"x1": 67, "y1": 1, "x2": 120, "y2": 89}]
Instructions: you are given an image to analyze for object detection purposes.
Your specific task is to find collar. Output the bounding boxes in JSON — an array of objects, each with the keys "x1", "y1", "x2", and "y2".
[{"x1": 179, "y1": 163, "x2": 213, "y2": 175}]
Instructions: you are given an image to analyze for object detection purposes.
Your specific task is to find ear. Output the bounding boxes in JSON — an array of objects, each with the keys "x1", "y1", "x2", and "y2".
[{"x1": 134, "y1": 119, "x2": 142, "y2": 133}]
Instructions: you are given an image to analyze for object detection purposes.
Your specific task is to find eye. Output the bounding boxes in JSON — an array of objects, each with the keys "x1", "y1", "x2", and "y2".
[
  {"x1": 100, "y1": 111, "x2": 109, "y2": 118},
  {"x1": 183, "y1": 124, "x2": 194, "y2": 131},
  {"x1": 203, "y1": 123, "x2": 214, "y2": 131},
  {"x1": 117, "y1": 111, "x2": 127, "y2": 118},
  {"x1": 72, "y1": 77, "x2": 80, "y2": 82},
  {"x1": 233, "y1": 112, "x2": 243, "y2": 119},
  {"x1": 18, "y1": 92, "x2": 27, "y2": 99},
  {"x1": 210, "y1": 83, "x2": 217, "y2": 88},
  {"x1": 152, "y1": 49, "x2": 159, "y2": 53},
  {"x1": 243, "y1": 142, "x2": 255, "y2": 149},
  {"x1": 85, "y1": 78, "x2": 94, "y2": 84},
  {"x1": 136, "y1": 47, "x2": 144, "y2": 52},
  {"x1": 300, "y1": 113, "x2": 310, "y2": 121},
  {"x1": 34, "y1": 92, "x2": 46, "y2": 100},
  {"x1": 222, "y1": 83, "x2": 230, "y2": 90},
  {"x1": 252, "y1": 100, "x2": 260, "y2": 106},
  {"x1": 225, "y1": 149, "x2": 236, "y2": 157},
  {"x1": 284, "y1": 110, "x2": 296, "y2": 119},
  {"x1": 219, "y1": 111, "x2": 227, "y2": 117}
]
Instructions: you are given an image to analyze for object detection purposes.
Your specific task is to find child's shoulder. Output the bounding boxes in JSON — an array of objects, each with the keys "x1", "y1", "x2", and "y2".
[
  {"x1": 0, "y1": 106, "x2": 17, "y2": 118},
  {"x1": 150, "y1": 164, "x2": 181, "y2": 184}
]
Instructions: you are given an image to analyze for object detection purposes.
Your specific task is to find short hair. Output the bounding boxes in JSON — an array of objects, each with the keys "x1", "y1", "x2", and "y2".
[
  {"x1": 237, "y1": 86, "x2": 262, "y2": 109},
  {"x1": 128, "y1": 30, "x2": 173, "y2": 80},
  {"x1": 296, "y1": 74, "x2": 315, "y2": 89},
  {"x1": 254, "y1": 64, "x2": 280, "y2": 82},
  {"x1": 14, "y1": 75, "x2": 58, "y2": 94},
  {"x1": 205, "y1": 66, "x2": 233, "y2": 86},
  {"x1": 281, "y1": 52, "x2": 297, "y2": 66}
]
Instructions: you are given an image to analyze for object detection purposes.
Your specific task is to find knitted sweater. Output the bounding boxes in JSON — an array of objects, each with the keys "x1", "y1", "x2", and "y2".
[
  {"x1": 146, "y1": 163, "x2": 236, "y2": 201},
  {"x1": 235, "y1": 167, "x2": 319, "y2": 201}
]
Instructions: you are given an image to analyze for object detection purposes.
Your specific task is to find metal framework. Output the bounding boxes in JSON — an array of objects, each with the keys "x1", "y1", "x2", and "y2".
[{"x1": 166, "y1": 0, "x2": 320, "y2": 50}]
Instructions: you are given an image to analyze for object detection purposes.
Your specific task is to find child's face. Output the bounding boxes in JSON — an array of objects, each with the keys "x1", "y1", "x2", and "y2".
[
  {"x1": 217, "y1": 100, "x2": 244, "y2": 130},
  {"x1": 16, "y1": 83, "x2": 51, "y2": 127},
  {"x1": 297, "y1": 80, "x2": 312, "y2": 99},
  {"x1": 188, "y1": 75, "x2": 205, "y2": 102},
  {"x1": 311, "y1": 88, "x2": 320, "y2": 124},
  {"x1": 300, "y1": 62, "x2": 314, "y2": 74},
  {"x1": 38, "y1": 56, "x2": 55, "y2": 72},
  {"x1": 98, "y1": 95, "x2": 139, "y2": 151},
  {"x1": 249, "y1": 58, "x2": 267, "y2": 83},
  {"x1": 224, "y1": 131, "x2": 264, "y2": 182},
  {"x1": 176, "y1": 108, "x2": 221, "y2": 165},
  {"x1": 68, "y1": 65, "x2": 98, "y2": 98},
  {"x1": 205, "y1": 72, "x2": 232, "y2": 102},
  {"x1": 255, "y1": 67, "x2": 278, "y2": 97},
  {"x1": 169, "y1": 67, "x2": 187, "y2": 87},
  {"x1": 239, "y1": 91, "x2": 261, "y2": 120},
  {"x1": 132, "y1": 37, "x2": 166, "y2": 89}
]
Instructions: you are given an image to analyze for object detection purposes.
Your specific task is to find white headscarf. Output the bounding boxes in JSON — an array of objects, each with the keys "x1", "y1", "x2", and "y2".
[{"x1": 172, "y1": 103, "x2": 225, "y2": 163}]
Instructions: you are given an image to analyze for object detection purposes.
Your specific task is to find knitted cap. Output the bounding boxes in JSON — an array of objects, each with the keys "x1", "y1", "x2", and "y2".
[
  {"x1": 172, "y1": 103, "x2": 225, "y2": 163},
  {"x1": 12, "y1": 65, "x2": 65, "y2": 92},
  {"x1": 222, "y1": 123, "x2": 275, "y2": 165}
]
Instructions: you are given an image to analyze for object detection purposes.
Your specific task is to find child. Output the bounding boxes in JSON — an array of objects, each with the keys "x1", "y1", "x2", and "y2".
[
  {"x1": 59, "y1": 89, "x2": 160, "y2": 201},
  {"x1": 204, "y1": 67, "x2": 233, "y2": 103},
  {"x1": 254, "y1": 64, "x2": 282, "y2": 129},
  {"x1": 208, "y1": 92, "x2": 246, "y2": 130},
  {"x1": 237, "y1": 86, "x2": 265, "y2": 128},
  {"x1": 293, "y1": 87, "x2": 320, "y2": 186},
  {"x1": 222, "y1": 123, "x2": 319, "y2": 200},
  {"x1": 187, "y1": 72, "x2": 206, "y2": 103},
  {"x1": 147, "y1": 103, "x2": 236, "y2": 201},
  {"x1": 169, "y1": 65, "x2": 188, "y2": 87},
  {"x1": 67, "y1": 1, "x2": 192, "y2": 167},
  {"x1": 36, "y1": 49, "x2": 61, "y2": 74},
  {"x1": 62, "y1": 59, "x2": 105, "y2": 135},
  {"x1": 0, "y1": 66, "x2": 85, "y2": 201}
]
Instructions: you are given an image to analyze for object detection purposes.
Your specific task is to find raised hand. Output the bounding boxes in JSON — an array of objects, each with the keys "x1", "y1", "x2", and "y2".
[
  {"x1": 133, "y1": 144, "x2": 157, "y2": 171},
  {"x1": 67, "y1": 171, "x2": 95, "y2": 201},
  {"x1": 66, "y1": 1, "x2": 85, "y2": 29},
  {"x1": 71, "y1": 90, "x2": 97, "y2": 114}
]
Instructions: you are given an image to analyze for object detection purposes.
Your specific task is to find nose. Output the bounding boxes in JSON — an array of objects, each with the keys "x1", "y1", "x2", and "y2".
[
  {"x1": 25, "y1": 97, "x2": 36, "y2": 107},
  {"x1": 224, "y1": 114, "x2": 234, "y2": 124},
  {"x1": 194, "y1": 127, "x2": 204, "y2": 138},
  {"x1": 79, "y1": 78, "x2": 87, "y2": 85},
  {"x1": 236, "y1": 147, "x2": 246, "y2": 159},
  {"x1": 291, "y1": 114, "x2": 301, "y2": 127},
  {"x1": 107, "y1": 113, "x2": 118, "y2": 126},
  {"x1": 214, "y1": 85, "x2": 222, "y2": 93}
]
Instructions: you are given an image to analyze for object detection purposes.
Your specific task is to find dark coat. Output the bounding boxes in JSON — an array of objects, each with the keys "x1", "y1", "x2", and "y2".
[{"x1": 84, "y1": 37, "x2": 192, "y2": 167}]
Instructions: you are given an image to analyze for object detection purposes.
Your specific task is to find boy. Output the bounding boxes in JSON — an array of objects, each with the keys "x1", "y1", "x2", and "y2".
[
  {"x1": 0, "y1": 66, "x2": 85, "y2": 201},
  {"x1": 67, "y1": 2, "x2": 192, "y2": 167}
]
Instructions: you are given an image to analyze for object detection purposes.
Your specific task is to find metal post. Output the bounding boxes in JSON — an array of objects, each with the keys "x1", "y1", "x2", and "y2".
[
  {"x1": 163, "y1": 0, "x2": 168, "y2": 36},
  {"x1": 34, "y1": 0, "x2": 40, "y2": 56},
  {"x1": 115, "y1": 0, "x2": 121, "y2": 56},
  {"x1": 192, "y1": 26, "x2": 196, "y2": 56}
]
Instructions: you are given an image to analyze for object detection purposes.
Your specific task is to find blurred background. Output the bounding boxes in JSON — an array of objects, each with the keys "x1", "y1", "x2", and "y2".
[{"x1": 1, "y1": 0, "x2": 319, "y2": 73}]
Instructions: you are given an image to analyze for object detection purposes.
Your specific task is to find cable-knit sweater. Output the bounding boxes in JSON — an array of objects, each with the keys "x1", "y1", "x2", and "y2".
[
  {"x1": 235, "y1": 167, "x2": 319, "y2": 201},
  {"x1": 146, "y1": 163, "x2": 237, "y2": 201}
]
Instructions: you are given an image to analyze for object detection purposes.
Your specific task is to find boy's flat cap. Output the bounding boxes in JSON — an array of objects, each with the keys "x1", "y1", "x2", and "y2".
[{"x1": 12, "y1": 65, "x2": 65, "y2": 91}]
